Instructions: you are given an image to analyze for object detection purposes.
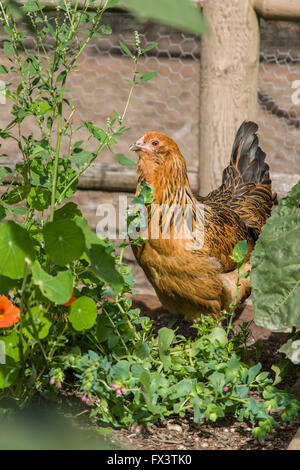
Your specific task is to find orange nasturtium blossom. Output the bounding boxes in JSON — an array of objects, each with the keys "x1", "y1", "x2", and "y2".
[
  {"x1": 64, "y1": 289, "x2": 77, "y2": 307},
  {"x1": 0, "y1": 296, "x2": 21, "y2": 328}
]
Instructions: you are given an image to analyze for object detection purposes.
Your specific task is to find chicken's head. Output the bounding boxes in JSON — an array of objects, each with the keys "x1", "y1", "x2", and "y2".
[
  {"x1": 129, "y1": 131, "x2": 187, "y2": 187},
  {"x1": 129, "y1": 131, "x2": 180, "y2": 162}
]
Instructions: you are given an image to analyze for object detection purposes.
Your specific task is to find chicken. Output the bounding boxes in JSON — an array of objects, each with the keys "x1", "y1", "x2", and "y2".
[{"x1": 129, "y1": 122, "x2": 273, "y2": 321}]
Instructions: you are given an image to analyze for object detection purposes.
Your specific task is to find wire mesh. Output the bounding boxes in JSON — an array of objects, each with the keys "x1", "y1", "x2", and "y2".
[
  {"x1": 69, "y1": 11, "x2": 201, "y2": 172},
  {"x1": 257, "y1": 20, "x2": 300, "y2": 178},
  {"x1": 0, "y1": 11, "x2": 300, "y2": 186}
]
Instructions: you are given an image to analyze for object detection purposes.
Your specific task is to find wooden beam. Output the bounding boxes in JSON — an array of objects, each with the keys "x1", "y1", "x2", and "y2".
[
  {"x1": 198, "y1": 0, "x2": 259, "y2": 195},
  {"x1": 0, "y1": 162, "x2": 199, "y2": 193},
  {"x1": 252, "y1": 0, "x2": 300, "y2": 21},
  {"x1": 77, "y1": 163, "x2": 199, "y2": 193}
]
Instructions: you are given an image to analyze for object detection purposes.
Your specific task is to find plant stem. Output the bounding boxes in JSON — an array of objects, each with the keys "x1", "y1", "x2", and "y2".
[
  {"x1": 49, "y1": 80, "x2": 66, "y2": 222},
  {"x1": 25, "y1": 300, "x2": 48, "y2": 363},
  {"x1": 19, "y1": 260, "x2": 31, "y2": 364},
  {"x1": 102, "y1": 306, "x2": 130, "y2": 354}
]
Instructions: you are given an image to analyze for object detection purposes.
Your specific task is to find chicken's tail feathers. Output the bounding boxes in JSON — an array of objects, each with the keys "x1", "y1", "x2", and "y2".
[{"x1": 223, "y1": 121, "x2": 272, "y2": 189}]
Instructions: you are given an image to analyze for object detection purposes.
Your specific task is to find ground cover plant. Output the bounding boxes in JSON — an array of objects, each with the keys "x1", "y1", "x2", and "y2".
[{"x1": 0, "y1": 0, "x2": 299, "y2": 448}]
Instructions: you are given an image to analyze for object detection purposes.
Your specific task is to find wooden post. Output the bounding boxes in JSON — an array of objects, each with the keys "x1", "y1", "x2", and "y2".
[
  {"x1": 198, "y1": 0, "x2": 260, "y2": 195},
  {"x1": 251, "y1": 0, "x2": 300, "y2": 21}
]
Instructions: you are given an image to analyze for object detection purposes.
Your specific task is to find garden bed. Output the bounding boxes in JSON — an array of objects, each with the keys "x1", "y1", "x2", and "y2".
[
  {"x1": 49, "y1": 294, "x2": 299, "y2": 451},
  {"x1": 106, "y1": 295, "x2": 300, "y2": 450}
]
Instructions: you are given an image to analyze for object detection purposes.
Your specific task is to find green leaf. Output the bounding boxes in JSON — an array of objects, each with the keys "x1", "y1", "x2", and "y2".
[
  {"x1": 22, "y1": 0, "x2": 41, "y2": 12},
  {"x1": 5, "y1": 184, "x2": 30, "y2": 205},
  {"x1": 140, "y1": 71, "x2": 158, "y2": 82},
  {"x1": 251, "y1": 180, "x2": 300, "y2": 332},
  {"x1": 121, "y1": 0, "x2": 209, "y2": 35},
  {"x1": 31, "y1": 260, "x2": 73, "y2": 305},
  {"x1": 226, "y1": 353, "x2": 240, "y2": 376},
  {"x1": 3, "y1": 40, "x2": 14, "y2": 58},
  {"x1": 99, "y1": 24, "x2": 112, "y2": 34},
  {"x1": 207, "y1": 327, "x2": 228, "y2": 346},
  {"x1": 69, "y1": 296, "x2": 98, "y2": 331},
  {"x1": 0, "y1": 205, "x2": 7, "y2": 221},
  {"x1": 0, "y1": 332, "x2": 21, "y2": 389},
  {"x1": 119, "y1": 41, "x2": 134, "y2": 58},
  {"x1": 169, "y1": 379, "x2": 193, "y2": 399},
  {"x1": 116, "y1": 153, "x2": 136, "y2": 167},
  {"x1": 246, "y1": 397, "x2": 259, "y2": 416},
  {"x1": 54, "y1": 202, "x2": 82, "y2": 221},
  {"x1": 205, "y1": 403, "x2": 224, "y2": 422},
  {"x1": 143, "y1": 43, "x2": 158, "y2": 53},
  {"x1": 158, "y1": 327, "x2": 174, "y2": 370},
  {"x1": 0, "y1": 166, "x2": 9, "y2": 184},
  {"x1": 10, "y1": 205, "x2": 26, "y2": 215},
  {"x1": 74, "y1": 216, "x2": 106, "y2": 250},
  {"x1": 43, "y1": 219, "x2": 85, "y2": 266},
  {"x1": 105, "y1": 0, "x2": 119, "y2": 8},
  {"x1": 88, "y1": 244, "x2": 124, "y2": 294},
  {"x1": 0, "y1": 65, "x2": 9, "y2": 74},
  {"x1": 0, "y1": 274, "x2": 17, "y2": 295},
  {"x1": 0, "y1": 221, "x2": 35, "y2": 279},
  {"x1": 279, "y1": 339, "x2": 300, "y2": 365},
  {"x1": 208, "y1": 371, "x2": 225, "y2": 393},
  {"x1": 23, "y1": 305, "x2": 52, "y2": 340},
  {"x1": 31, "y1": 101, "x2": 53, "y2": 115},
  {"x1": 70, "y1": 149, "x2": 94, "y2": 168},
  {"x1": 234, "y1": 385, "x2": 249, "y2": 399},
  {"x1": 247, "y1": 363, "x2": 262, "y2": 384},
  {"x1": 135, "y1": 342, "x2": 150, "y2": 360},
  {"x1": 139, "y1": 370, "x2": 160, "y2": 415},
  {"x1": 27, "y1": 187, "x2": 51, "y2": 211},
  {"x1": 84, "y1": 122, "x2": 107, "y2": 143},
  {"x1": 231, "y1": 240, "x2": 248, "y2": 264},
  {"x1": 56, "y1": 70, "x2": 67, "y2": 83}
]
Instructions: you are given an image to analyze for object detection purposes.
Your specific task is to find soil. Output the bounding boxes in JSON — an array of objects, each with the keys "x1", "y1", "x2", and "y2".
[{"x1": 57, "y1": 294, "x2": 300, "y2": 451}]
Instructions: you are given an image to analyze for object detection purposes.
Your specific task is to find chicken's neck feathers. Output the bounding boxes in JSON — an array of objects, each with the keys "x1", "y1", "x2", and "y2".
[{"x1": 150, "y1": 154, "x2": 195, "y2": 207}]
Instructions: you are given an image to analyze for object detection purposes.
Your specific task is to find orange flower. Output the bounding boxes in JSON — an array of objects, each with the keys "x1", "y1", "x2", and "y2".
[
  {"x1": 0, "y1": 296, "x2": 20, "y2": 328},
  {"x1": 64, "y1": 289, "x2": 76, "y2": 307}
]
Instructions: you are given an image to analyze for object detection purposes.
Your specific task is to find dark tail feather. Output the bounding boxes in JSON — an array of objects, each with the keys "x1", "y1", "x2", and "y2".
[{"x1": 223, "y1": 121, "x2": 271, "y2": 188}]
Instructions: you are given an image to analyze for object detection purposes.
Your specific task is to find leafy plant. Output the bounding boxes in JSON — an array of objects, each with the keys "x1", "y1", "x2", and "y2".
[
  {"x1": 53, "y1": 309, "x2": 300, "y2": 443},
  {"x1": 0, "y1": 0, "x2": 157, "y2": 398},
  {"x1": 251, "y1": 181, "x2": 300, "y2": 364},
  {"x1": 120, "y1": 0, "x2": 208, "y2": 35}
]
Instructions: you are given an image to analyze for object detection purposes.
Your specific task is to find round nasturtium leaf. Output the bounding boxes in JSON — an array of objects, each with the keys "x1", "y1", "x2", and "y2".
[
  {"x1": 0, "y1": 275, "x2": 17, "y2": 295},
  {"x1": 43, "y1": 219, "x2": 85, "y2": 266},
  {"x1": 27, "y1": 187, "x2": 51, "y2": 211},
  {"x1": 23, "y1": 305, "x2": 52, "y2": 340},
  {"x1": 0, "y1": 221, "x2": 35, "y2": 279},
  {"x1": 69, "y1": 296, "x2": 97, "y2": 331},
  {"x1": 31, "y1": 260, "x2": 73, "y2": 305},
  {"x1": 0, "y1": 332, "x2": 27, "y2": 389}
]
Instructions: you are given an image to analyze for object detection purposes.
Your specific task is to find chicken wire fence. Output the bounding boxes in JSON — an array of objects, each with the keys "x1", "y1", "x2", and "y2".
[{"x1": 0, "y1": 11, "x2": 300, "y2": 187}]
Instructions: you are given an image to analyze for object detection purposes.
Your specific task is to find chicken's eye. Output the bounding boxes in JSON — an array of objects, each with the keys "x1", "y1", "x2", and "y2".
[{"x1": 152, "y1": 141, "x2": 159, "y2": 146}]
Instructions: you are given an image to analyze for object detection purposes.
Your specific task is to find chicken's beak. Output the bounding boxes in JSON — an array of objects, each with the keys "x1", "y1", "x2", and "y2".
[{"x1": 129, "y1": 142, "x2": 142, "y2": 152}]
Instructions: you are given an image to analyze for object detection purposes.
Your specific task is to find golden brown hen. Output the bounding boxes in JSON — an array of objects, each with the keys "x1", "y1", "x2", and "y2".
[{"x1": 129, "y1": 122, "x2": 273, "y2": 321}]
